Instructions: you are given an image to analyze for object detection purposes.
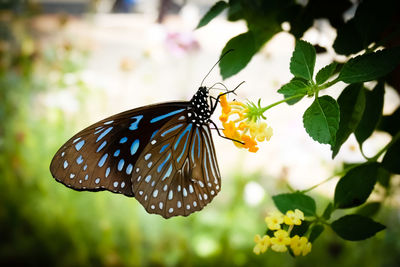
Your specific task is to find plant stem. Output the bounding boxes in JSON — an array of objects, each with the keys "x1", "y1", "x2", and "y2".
[
  {"x1": 300, "y1": 174, "x2": 337, "y2": 194},
  {"x1": 300, "y1": 164, "x2": 361, "y2": 193},
  {"x1": 370, "y1": 131, "x2": 400, "y2": 162},
  {"x1": 317, "y1": 77, "x2": 340, "y2": 91},
  {"x1": 261, "y1": 94, "x2": 305, "y2": 112}
]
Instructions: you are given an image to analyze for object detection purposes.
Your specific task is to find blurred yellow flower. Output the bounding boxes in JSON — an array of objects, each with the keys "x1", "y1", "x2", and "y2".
[
  {"x1": 219, "y1": 94, "x2": 272, "y2": 153},
  {"x1": 290, "y1": 235, "x2": 312, "y2": 256},
  {"x1": 253, "y1": 234, "x2": 271, "y2": 255},
  {"x1": 265, "y1": 211, "x2": 284, "y2": 230},
  {"x1": 284, "y1": 209, "x2": 304, "y2": 225},
  {"x1": 270, "y1": 230, "x2": 291, "y2": 252}
]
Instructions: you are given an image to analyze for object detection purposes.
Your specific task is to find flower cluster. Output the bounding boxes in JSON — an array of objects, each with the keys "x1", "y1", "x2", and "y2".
[
  {"x1": 253, "y1": 209, "x2": 312, "y2": 256},
  {"x1": 219, "y1": 94, "x2": 272, "y2": 152}
]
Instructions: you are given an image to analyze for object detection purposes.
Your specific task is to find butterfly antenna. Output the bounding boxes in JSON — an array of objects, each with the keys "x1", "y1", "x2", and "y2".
[
  {"x1": 208, "y1": 82, "x2": 229, "y2": 92},
  {"x1": 201, "y1": 49, "x2": 234, "y2": 87}
]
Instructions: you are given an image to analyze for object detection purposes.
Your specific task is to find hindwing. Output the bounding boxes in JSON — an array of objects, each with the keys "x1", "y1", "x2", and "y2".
[{"x1": 132, "y1": 111, "x2": 221, "y2": 218}]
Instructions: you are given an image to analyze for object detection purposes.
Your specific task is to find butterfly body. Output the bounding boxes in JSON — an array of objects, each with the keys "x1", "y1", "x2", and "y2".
[{"x1": 50, "y1": 86, "x2": 222, "y2": 218}]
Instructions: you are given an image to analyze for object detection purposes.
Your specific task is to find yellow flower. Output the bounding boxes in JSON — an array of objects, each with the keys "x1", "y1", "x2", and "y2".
[
  {"x1": 270, "y1": 230, "x2": 291, "y2": 252},
  {"x1": 284, "y1": 209, "x2": 305, "y2": 226},
  {"x1": 290, "y1": 235, "x2": 312, "y2": 256},
  {"x1": 253, "y1": 234, "x2": 271, "y2": 255},
  {"x1": 249, "y1": 121, "x2": 273, "y2": 142},
  {"x1": 219, "y1": 94, "x2": 272, "y2": 153},
  {"x1": 265, "y1": 211, "x2": 284, "y2": 230}
]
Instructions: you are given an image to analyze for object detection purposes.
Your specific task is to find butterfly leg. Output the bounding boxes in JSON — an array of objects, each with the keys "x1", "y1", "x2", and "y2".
[
  {"x1": 209, "y1": 120, "x2": 244, "y2": 145},
  {"x1": 209, "y1": 81, "x2": 245, "y2": 114}
]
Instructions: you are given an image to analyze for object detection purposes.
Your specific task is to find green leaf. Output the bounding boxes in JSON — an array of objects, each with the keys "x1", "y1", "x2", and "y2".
[
  {"x1": 338, "y1": 47, "x2": 400, "y2": 83},
  {"x1": 378, "y1": 107, "x2": 400, "y2": 136},
  {"x1": 356, "y1": 202, "x2": 381, "y2": 217},
  {"x1": 272, "y1": 193, "x2": 316, "y2": 216},
  {"x1": 303, "y1": 95, "x2": 340, "y2": 145},
  {"x1": 290, "y1": 221, "x2": 311, "y2": 237},
  {"x1": 290, "y1": 40, "x2": 316, "y2": 81},
  {"x1": 377, "y1": 167, "x2": 391, "y2": 188},
  {"x1": 322, "y1": 202, "x2": 334, "y2": 220},
  {"x1": 334, "y1": 162, "x2": 379, "y2": 209},
  {"x1": 333, "y1": 19, "x2": 364, "y2": 55},
  {"x1": 355, "y1": 82, "x2": 385, "y2": 145},
  {"x1": 331, "y1": 214, "x2": 386, "y2": 241},
  {"x1": 382, "y1": 138, "x2": 400, "y2": 174},
  {"x1": 196, "y1": 1, "x2": 228, "y2": 29},
  {"x1": 315, "y1": 62, "x2": 338, "y2": 84},
  {"x1": 333, "y1": 0, "x2": 400, "y2": 55},
  {"x1": 277, "y1": 78, "x2": 309, "y2": 105},
  {"x1": 331, "y1": 83, "x2": 366, "y2": 158},
  {"x1": 227, "y1": 0, "x2": 243, "y2": 21},
  {"x1": 309, "y1": 224, "x2": 324, "y2": 243},
  {"x1": 219, "y1": 31, "x2": 256, "y2": 79}
]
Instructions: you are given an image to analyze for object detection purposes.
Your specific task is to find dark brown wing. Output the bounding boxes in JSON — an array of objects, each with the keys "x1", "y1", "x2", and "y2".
[
  {"x1": 132, "y1": 111, "x2": 221, "y2": 218},
  {"x1": 50, "y1": 102, "x2": 189, "y2": 196}
]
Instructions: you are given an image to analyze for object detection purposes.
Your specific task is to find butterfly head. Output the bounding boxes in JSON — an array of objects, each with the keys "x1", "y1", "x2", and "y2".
[{"x1": 189, "y1": 86, "x2": 211, "y2": 126}]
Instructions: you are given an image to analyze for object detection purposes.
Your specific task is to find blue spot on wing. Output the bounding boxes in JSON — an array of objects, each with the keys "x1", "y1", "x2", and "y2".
[
  {"x1": 161, "y1": 123, "x2": 184, "y2": 137},
  {"x1": 126, "y1": 164, "x2": 133, "y2": 175},
  {"x1": 129, "y1": 115, "x2": 143, "y2": 130},
  {"x1": 96, "y1": 127, "x2": 113, "y2": 143},
  {"x1": 160, "y1": 144, "x2": 169, "y2": 153},
  {"x1": 98, "y1": 153, "x2": 108, "y2": 167},
  {"x1": 174, "y1": 124, "x2": 192, "y2": 150},
  {"x1": 114, "y1": 149, "x2": 120, "y2": 157},
  {"x1": 76, "y1": 155, "x2": 83, "y2": 165},
  {"x1": 162, "y1": 163, "x2": 173, "y2": 181},
  {"x1": 96, "y1": 141, "x2": 107, "y2": 152},
  {"x1": 151, "y1": 130, "x2": 159, "y2": 140},
  {"x1": 196, "y1": 128, "x2": 201, "y2": 158},
  {"x1": 75, "y1": 140, "x2": 85, "y2": 151},
  {"x1": 177, "y1": 129, "x2": 191, "y2": 162},
  {"x1": 158, "y1": 152, "x2": 171, "y2": 173},
  {"x1": 150, "y1": 109, "x2": 185, "y2": 123},
  {"x1": 130, "y1": 139, "x2": 140, "y2": 155},
  {"x1": 120, "y1": 137, "x2": 127, "y2": 144},
  {"x1": 118, "y1": 159, "x2": 124, "y2": 171}
]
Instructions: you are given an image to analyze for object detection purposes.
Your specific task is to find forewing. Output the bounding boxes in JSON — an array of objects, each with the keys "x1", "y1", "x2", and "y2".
[
  {"x1": 132, "y1": 112, "x2": 221, "y2": 218},
  {"x1": 50, "y1": 102, "x2": 189, "y2": 196}
]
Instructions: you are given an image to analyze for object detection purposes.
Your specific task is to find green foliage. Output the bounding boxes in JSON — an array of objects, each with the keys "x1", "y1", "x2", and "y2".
[
  {"x1": 315, "y1": 63, "x2": 338, "y2": 85},
  {"x1": 303, "y1": 96, "x2": 340, "y2": 145},
  {"x1": 331, "y1": 215, "x2": 385, "y2": 241},
  {"x1": 382, "y1": 138, "x2": 400, "y2": 174},
  {"x1": 338, "y1": 48, "x2": 400, "y2": 83},
  {"x1": 322, "y1": 203, "x2": 334, "y2": 220},
  {"x1": 356, "y1": 202, "x2": 381, "y2": 217},
  {"x1": 331, "y1": 83, "x2": 366, "y2": 158},
  {"x1": 290, "y1": 221, "x2": 311, "y2": 237},
  {"x1": 277, "y1": 78, "x2": 309, "y2": 105},
  {"x1": 290, "y1": 40, "x2": 316, "y2": 81},
  {"x1": 196, "y1": 1, "x2": 228, "y2": 29},
  {"x1": 334, "y1": 163, "x2": 379, "y2": 209},
  {"x1": 355, "y1": 82, "x2": 385, "y2": 145},
  {"x1": 219, "y1": 32, "x2": 257, "y2": 79},
  {"x1": 309, "y1": 225, "x2": 324, "y2": 243},
  {"x1": 272, "y1": 193, "x2": 316, "y2": 216},
  {"x1": 333, "y1": 0, "x2": 399, "y2": 55},
  {"x1": 378, "y1": 107, "x2": 400, "y2": 136}
]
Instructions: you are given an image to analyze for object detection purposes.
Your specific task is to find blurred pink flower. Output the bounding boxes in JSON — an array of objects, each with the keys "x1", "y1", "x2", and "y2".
[{"x1": 165, "y1": 32, "x2": 200, "y2": 56}]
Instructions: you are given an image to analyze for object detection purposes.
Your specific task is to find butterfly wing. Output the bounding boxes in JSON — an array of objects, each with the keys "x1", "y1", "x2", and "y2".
[
  {"x1": 132, "y1": 111, "x2": 221, "y2": 218},
  {"x1": 50, "y1": 102, "x2": 189, "y2": 197}
]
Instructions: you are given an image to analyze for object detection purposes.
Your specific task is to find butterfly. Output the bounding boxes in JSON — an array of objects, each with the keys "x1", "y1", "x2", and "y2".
[{"x1": 50, "y1": 52, "x2": 243, "y2": 218}]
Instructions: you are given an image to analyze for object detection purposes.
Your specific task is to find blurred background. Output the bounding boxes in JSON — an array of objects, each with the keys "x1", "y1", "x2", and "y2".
[{"x1": 1, "y1": 0, "x2": 399, "y2": 266}]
